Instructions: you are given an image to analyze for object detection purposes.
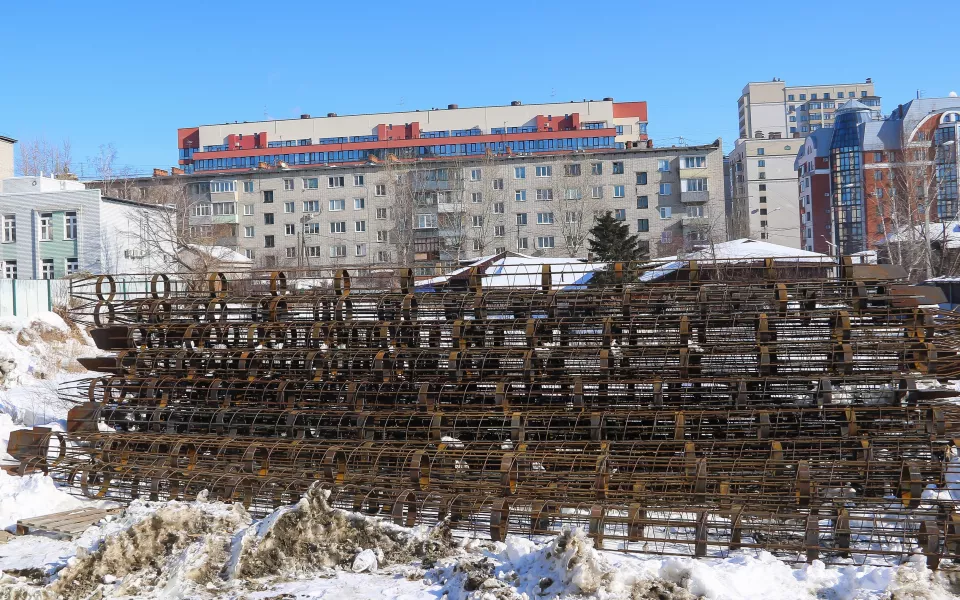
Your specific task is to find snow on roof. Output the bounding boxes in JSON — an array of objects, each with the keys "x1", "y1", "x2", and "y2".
[
  {"x1": 417, "y1": 252, "x2": 604, "y2": 290},
  {"x1": 183, "y1": 244, "x2": 253, "y2": 264},
  {"x1": 640, "y1": 239, "x2": 833, "y2": 281},
  {"x1": 881, "y1": 221, "x2": 960, "y2": 249}
]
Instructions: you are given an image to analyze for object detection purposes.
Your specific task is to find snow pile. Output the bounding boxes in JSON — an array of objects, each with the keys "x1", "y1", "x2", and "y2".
[
  {"x1": 0, "y1": 312, "x2": 97, "y2": 427},
  {"x1": 0, "y1": 470, "x2": 88, "y2": 533}
]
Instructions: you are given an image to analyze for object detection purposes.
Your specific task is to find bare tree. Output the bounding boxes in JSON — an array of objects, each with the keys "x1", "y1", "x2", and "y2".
[
  {"x1": 88, "y1": 143, "x2": 119, "y2": 195},
  {"x1": 438, "y1": 159, "x2": 469, "y2": 262},
  {"x1": 559, "y1": 159, "x2": 603, "y2": 258},
  {"x1": 17, "y1": 138, "x2": 72, "y2": 176}
]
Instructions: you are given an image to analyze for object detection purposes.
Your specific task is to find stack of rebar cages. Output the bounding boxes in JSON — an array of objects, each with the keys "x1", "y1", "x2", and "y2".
[{"x1": 8, "y1": 256, "x2": 960, "y2": 567}]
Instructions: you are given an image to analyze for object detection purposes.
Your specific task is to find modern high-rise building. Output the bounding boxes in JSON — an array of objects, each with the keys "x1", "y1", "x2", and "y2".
[
  {"x1": 728, "y1": 79, "x2": 881, "y2": 248},
  {"x1": 795, "y1": 97, "x2": 960, "y2": 256},
  {"x1": 177, "y1": 99, "x2": 649, "y2": 175},
  {"x1": 0, "y1": 136, "x2": 15, "y2": 180}
]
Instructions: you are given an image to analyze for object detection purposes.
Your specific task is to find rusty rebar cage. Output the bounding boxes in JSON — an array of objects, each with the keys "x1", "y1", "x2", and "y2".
[{"x1": 7, "y1": 257, "x2": 960, "y2": 567}]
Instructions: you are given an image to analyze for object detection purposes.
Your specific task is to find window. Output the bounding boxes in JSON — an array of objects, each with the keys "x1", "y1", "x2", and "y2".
[
  {"x1": 823, "y1": 93, "x2": 830, "y2": 100},
  {"x1": 493, "y1": 178, "x2": 504, "y2": 190},
  {"x1": 614, "y1": 185, "x2": 625, "y2": 198},
  {"x1": 861, "y1": 91, "x2": 867, "y2": 97},
  {"x1": 353, "y1": 175, "x2": 364, "y2": 186},
  {"x1": 637, "y1": 218, "x2": 649, "y2": 232},
  {"x1": 244, "y1": 226, "x2": 254, "y2": 237},
  {"x1": 536, "y1": 189, "x2": 553, "y2": 201},
  {"x1": 330, "y1": 245, "x2": 347, "y2": 258},
  {"x1": 3, "y1": 260, "x2": 16, "y2": 279},
  {"x1": 495, "y1": 225, "x2": 505, "y2": 237},
  {"x1": 838, "y1": 92, "x2": 845, "y2": 98},
  {"x1": 758, "y1": 172, "x2": 766, "y2": 180},
  {"x1": 64, "y1": 212, "x2": 77, "y2": 240},
  {"x1": 514, "y1": 167, "x2": 526, "y2": 179},
  {"x1": 284, "y1": 179, "x2": 295, "y2": 191},
  {"x1": 243, "y1": 204, "x2": 255, "y2": 216},
  {"x1": 637, "y1": 196, "x2": 648, "y2": 209},
  {"x1": 301, "y1": 223, "x2": 318, "y2": 235},
  {"x1": 658, "y1": 159, "x2": 670, "y2": 172},
  {"x1": 876, "y1": 188, "x2": 884, "y2": 199},
  {"x1": 472, "y1": 192, "x2": 483, "y2": 204},
  {"x1": 212, "y1": 202, "x2": 236, "y2": 215},
  {"x1": 515, "y1": 190, "x2": 527, "y2": 202},
  {"x1": 874, "y1": 170, "x2": 883, "y2": 181},
  {"x1": 757, "y1": 160, "x2": 765, "y2": 167},
  {"x1": 681, "y1": 178, "x2": 707, "y2": 192},
  {"x1": 328, "y1": 176, "x2": 345, "y2": 188},
  {"x1": 874, "y1": 152, "x2": 883, "y2": 162},
  {"x1": 659, "y1": 183, "x2": 672, "y2": 195},
  {"x1": 210, "y1": 181, "x2": 236, "y2": 193},
  {"x1": 40, "y1": 213, "x2": 52, "y2": 241},
  {"x1": 659, "y1": 207, "x2": 672, "y2": 219},
  {"x1": 352, "y1": 220, "x2": 365, "y2": 233},
  {"x1": 331, "y1": 222, "x2": 346, "y2": 233},
  {"x1": 536, "y1": 236, "x2": 555, "y2": 249},
  {"x1": 377, "y1": 250, "x2": 392, "y2": 262},
  {"x1": 416, "y1": 214, "x2": 437, "y2": 229},
  {"x1": 611, "y1": 161, "x2": 624, "y2": 175},
  {"x1": 284, "y1": 201, "x2": 295, "y2": 213},
  {"x1": 243, "y1": 181, "x2": 255, "y2": 193},
  {"x1": 301, "y1": 177, "x2": 318, "y2": 189},
  {"x1": 683, "y1": 156, "x2": 706, "y2": 168},
  {"x1": 493, "y1": 202, "x2": 505, "y2": 214},
  {"x1": 472, "y1": 215, "x2": 484, "y2": 228},
  {"x1": 799, "y1": 94, "x2": 806, "y2": 100},
  {"x1": 591, "y1": 163, "x2": 603, "y2": 175},
  {"x1": 564, "y1": 211, "x2": 579, "y2": 224},
  {"x1": 354, "y1": 198, "x2": 365, "y2": 210},
  {"x1": 192, "y1": 182, "x2": 211, "y2": 194},
  {"x1": 265, "y1": 236, "x2": 275, "y2": 249},
  {"x1": 65, "y1": 258, "x2": 78, "y2": 274},
  {"x1": 303, "y1": 200, "x2": 320, "y2": 212},
  {"x1": 2, "y1": 215, "x2": 15, "y2": 242},
  {"x1": 565, "y1": 188, "x2": 582, "y2": 200},
  {"x1": 757, "y1": 148, "x2": 765, "y2": 156},
  {"x1": 263, "y1": 190, "x2": 274, "y2": 203},
  {"x1": 564, "y1": 164, "x2": 581, "y2": 177},
  {"x1": 759, "y1": 196, "x2": 767, "y2": 204},
  {"x1": 759, "y1": 184, "x2": 766, "y2": 191},
  {"x1": 263, "y1": 213, "x2": 274, "y2": 225},
  {"x1": 41, "y1": 259, "x2": 54, "y2": 280},
  {"x1": 285, "y1": 224, "x2": 295, "y2": 235},
  {"x1": 660, "y1": 230, "x2": 673, "y2": 244},
  {"x1": 375, "y1": 184, "x2": 387, "y2": 196},
  {"x1": 472, "y1": 239, "x2": 482, "y2": 252},
  {"x1": 591, "y1": 186, "x2": 603, "y2": 199},
  {"x1": 376, "y1": 208, "x2": 388, "y2": 219},
  {"x1": 535, "y1": 166, "x2": 552, "y2": 177},
  {"x1": 329, "y1": 199, "x2": 345, "y2": 211},
  {"x1": 516, "y1": 213, "x2": 528, "y2": 226},
  {"x1": 537, "y1": 212, "x2": 554, "y2": 225},
  {"x1": 356, "y1": 243, "x2": 367, "y2": 256},
  {"x1": 614, "y1": 209, "x2": 626, "y2": 221},
  {"x1": 470, "y1": 169, "x2": 482, "y2": 181},
  {"x1": 760, "y1": 220, "x2": 768, "y2": 228},
  {"x1": 517, "y1": 238, "x2": 528, "y2": 250},
  {"x1": 788, "y1": 94, "x2": 795, "y2": 101},
  {"x1": 687, "y1": 206, "x2": 706, "y2": 218},
  {"x1": 636, "y1": 172, "x2": 648, "y2": 185},
  {"x1": 245, "y1": 249, "x2": 255, "y2": 259},
  {"x1": 285, "y1": 247, "x2": 297, "y2": 258}
]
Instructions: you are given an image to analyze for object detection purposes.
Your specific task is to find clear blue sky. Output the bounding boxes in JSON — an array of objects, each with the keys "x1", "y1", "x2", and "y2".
[{"x1": 1, "y1": 1, "x2": 956, "y2": 177}]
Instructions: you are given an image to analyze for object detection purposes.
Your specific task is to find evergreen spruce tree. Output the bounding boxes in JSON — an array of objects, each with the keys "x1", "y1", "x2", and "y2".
[{"x1": 587, "y1": 211, "x2": 650, "y2": 286}]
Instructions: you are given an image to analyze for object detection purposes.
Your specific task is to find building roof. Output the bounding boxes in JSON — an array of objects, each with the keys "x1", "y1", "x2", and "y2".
[
  {"x1": 836, "y1": 99, "x2": 871, "y2": 113},
  {"x1": 101, "y1": 195, "x2": 174, "y2": 211},
  {"x1": 416, "y1": 252, "x2": 604, "y2": 291},
  {"x1": 0, "y1": 135, "x2": 16, "y2": 144},
  {"x1": 640, "y1": 239, "x2": 833, "y2": 281},
  {"x1": 882, "y1": 221, "x2": 960, "y2": 249}
]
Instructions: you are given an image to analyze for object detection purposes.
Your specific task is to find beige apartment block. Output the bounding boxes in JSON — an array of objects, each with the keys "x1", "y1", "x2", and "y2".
[
  {"x1": 101, "y1": 142, "x2": 726, "y2": 275},
  {"x1": 728, "y1": 138, "x2": 803, "y2": 247},
  {"x1": 738, "y1": 79, "x2": 879, "y2": 139}
]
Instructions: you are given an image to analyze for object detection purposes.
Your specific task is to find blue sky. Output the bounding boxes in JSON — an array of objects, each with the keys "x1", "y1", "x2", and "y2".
[{"x1": 1, "y1": 1, "x2": 956, "y2": 177}]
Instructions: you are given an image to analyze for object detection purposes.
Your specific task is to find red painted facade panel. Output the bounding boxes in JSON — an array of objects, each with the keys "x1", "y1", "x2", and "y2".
[
  {"x1": 178, "y1": 127, "x2": 199, "y2": 150},
  {"x1": 613, "y1": 102, "x2": 648, "y2": 121}
]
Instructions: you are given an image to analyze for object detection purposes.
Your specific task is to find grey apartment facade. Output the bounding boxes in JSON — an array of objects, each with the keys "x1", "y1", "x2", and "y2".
[{"x1": 106, "y1": 141, "x2": 726, "y2": 274}]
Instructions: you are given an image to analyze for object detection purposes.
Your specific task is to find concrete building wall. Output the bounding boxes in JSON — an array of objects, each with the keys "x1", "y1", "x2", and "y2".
[
  {"x1": 738, "y1": 80, "x2": 877, "y2": 139},
  {"x1": 0, "y1": 138, "x2": 14, "y2": 180},
  {"x1": 728, "y1": 138, "x2": 803, "y2": 247}
]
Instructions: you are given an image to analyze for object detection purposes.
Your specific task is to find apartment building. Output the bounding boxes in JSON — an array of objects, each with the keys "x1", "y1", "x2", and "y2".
[
  {"x1": 729, "y1": 79, "x2": 882, "y2": 248},
  {"x1": 125, "y1": 141, "x2": 726, "y2": 274},
  {"x1": 0, "y1": 136, "x2": 14, "y2": 180},
  {"x1": 795, "y1": 97, "x2": 960, "y2": 255},
  {"x1": 0, "y1": 175, "x2": 171, "y2": 279},
  {"x1": 178, "y1": 99, "x2": 650, "y2": 175}
]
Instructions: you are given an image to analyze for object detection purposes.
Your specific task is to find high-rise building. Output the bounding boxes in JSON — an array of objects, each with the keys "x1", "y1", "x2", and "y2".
[
  {"x1": 728, "y1": 79, "x2": 882, "y2": 247},
  {"x1": 795, "y1": 97, "x2": 960, "y2": 255},
  {"x1": 177, "y1": 99, "x2": 649, "y2": 175},
  {"x1": 0, "y1": 136, "x2": 15, "y2": 180}
]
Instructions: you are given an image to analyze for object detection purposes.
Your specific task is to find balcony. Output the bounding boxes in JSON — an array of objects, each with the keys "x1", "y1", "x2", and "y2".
[
  {"x1": 681, "y1": 190, "x2": 710, "y2": 204},
  {"x1": 437, "y1": 201, "x2": 465, "y2": 213},
  {"x1": 680, "y1": 215, "x2": 710, "y2": 228},
  {"x1": 212, "y1": 214, "x2": 239, "y2": 225}
]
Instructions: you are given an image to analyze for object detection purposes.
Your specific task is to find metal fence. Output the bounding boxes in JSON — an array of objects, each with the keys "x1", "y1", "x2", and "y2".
[{"x1": 0, "y1": 279, "x2": 68, "y2": 318}]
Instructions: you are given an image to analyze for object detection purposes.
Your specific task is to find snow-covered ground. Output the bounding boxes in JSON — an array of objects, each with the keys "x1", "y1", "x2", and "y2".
[{"x1": 1, "y1": 314, "x2": 959, "y2": 599}]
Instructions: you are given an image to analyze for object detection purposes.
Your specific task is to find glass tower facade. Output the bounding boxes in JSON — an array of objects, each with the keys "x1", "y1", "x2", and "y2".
[{"x1": 830, "y1": 105, "x2": 872, "y2": 254}]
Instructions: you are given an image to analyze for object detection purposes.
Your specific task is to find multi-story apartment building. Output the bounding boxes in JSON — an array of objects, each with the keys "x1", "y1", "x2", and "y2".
[
  {"x1": 0, "y1": 175, "x2": 171, "y2": 279},
  {"x1": 177, "y1": 99, "x2": 649, "y2": 175},
  {"x1": 120, "y1": 141, "x2": 726, "y2": 273},
  {"x1": 729, "y1": 79, "x2": 882, "y2": 248},
  {"x1": 0, "y1": 136, "x2": 14, "y2": 180},
  {"x1": 795, "y1": 97, "x2": 960, "y2": 255}
]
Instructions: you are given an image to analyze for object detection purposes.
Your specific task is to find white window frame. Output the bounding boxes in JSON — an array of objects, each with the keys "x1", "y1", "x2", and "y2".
[
  {"x1": 329, "y1": 199, "x2": 345, "y2": 212},
  {"x1": 303, "y1": 200, "x2": 320, "y2": 213},
  {"x1": 330, "y1": 222, "x2": 347, "y2": 234},
  {"x1": 39, "y1": 213, "x2": 52, "y2": 241},
  {"x1": 354, "y1": 198, "x2": 365, "y2": 210}
]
